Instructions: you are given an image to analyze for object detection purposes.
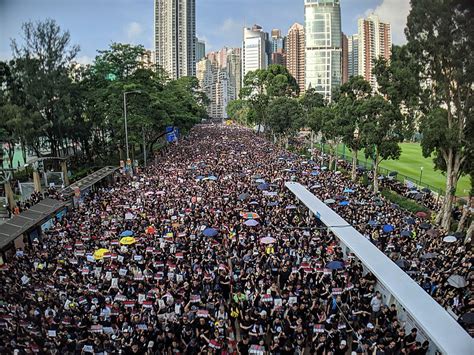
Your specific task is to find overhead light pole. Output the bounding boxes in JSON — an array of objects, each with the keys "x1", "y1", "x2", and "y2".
[{"x1": 123, "y1": 90, "x2": 143, "y2": 173}]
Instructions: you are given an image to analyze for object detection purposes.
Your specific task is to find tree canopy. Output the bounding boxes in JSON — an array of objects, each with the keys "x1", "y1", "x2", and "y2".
[{"x1": 0, "y1": 19, "x2": 207, "y2": 170}]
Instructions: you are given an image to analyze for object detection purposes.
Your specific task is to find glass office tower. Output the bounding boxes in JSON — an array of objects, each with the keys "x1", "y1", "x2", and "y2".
[{"x1": 304, "y1": 0, "x2": 342, "y2": 100}]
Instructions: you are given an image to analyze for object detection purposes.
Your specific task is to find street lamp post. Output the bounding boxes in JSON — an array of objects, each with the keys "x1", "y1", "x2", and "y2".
[
  {"x1": 419, "y1": 166, "x2": 424, "y2": 185},
  {"x1": 123, "y1": 90, "x2": 142, "y2": 173},
  {"x1": 142, "y1": 126, "x2": 147, "y2": 168}
]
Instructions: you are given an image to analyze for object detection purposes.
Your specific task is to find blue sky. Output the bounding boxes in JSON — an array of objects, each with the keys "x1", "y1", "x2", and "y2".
[{"x1": 0, "y1": 0, "x2": 410, "y2": 64}]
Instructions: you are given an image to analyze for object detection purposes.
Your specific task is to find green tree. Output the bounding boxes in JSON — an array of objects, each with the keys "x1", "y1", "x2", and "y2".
[
  {"x1": 360, "y1": 95, "x2": 405, "y2": 193},
  {"x1": 266, "y1": 97, "x2": 302, "y2": 146},
  {"x1": 81, "y1": 43, "x2": 206, "y2": 164},
  {"x1": 11, "y1": 19, "x2": 79, "y2": 157},
  {"x1": 333, "y1": 76, "x2": 372, "y2": 180},
  {"x1": 319, "y1": 104, "x2": 341, "y2": 170},
  {"x1": 227, "y1": 100, "x2": 250, "y2": 125},
  {"x1": 298, "y1": 88, "x2": 326, "y2": 153},
  {"x1": 405, "y1": 0, "x2": 473, "y2": 229},
  {"x1": 240, "y1": 65, "x2": 299, "y2": 133}
]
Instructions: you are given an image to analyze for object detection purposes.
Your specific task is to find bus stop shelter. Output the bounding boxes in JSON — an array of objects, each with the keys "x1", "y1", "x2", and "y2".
[
  {"x1": 0, "y1": 198, "x2": 67, "y2": 263},
  {"x1": 60, "y1": 166, "x2": 118, "y2": 199}
]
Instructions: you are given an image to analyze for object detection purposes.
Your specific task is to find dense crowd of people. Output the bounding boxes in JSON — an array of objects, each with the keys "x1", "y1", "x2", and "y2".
[
  {"x1": 0, "y1": 124, "x2": 471, "y2": 354},
  {"x1": 5, "y1": 188, "x2": 63, "y2": 217}
]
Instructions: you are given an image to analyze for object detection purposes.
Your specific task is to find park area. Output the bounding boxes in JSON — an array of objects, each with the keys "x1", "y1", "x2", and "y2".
[{"x1": 332, "y1": 142, "x2": 471, "y2": 197}]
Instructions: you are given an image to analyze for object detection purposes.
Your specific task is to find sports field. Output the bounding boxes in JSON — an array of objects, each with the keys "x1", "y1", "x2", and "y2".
[{"x1": 332, "y1": 143, "x2": 471, "y2": 197}]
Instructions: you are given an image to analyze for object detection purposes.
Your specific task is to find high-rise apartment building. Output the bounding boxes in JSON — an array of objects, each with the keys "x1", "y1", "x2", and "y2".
[
  {"x1": 139, "y1": 50, "x2": 156, "y2": 70},
  {"x1": 270, "y1": 29, "x2": 286, "y2": 66},
  {"x1": 358, "y1": 14, "x2": 392, "y2": 88},
  {"x1": 347, "y1": 34, "x2": 359, "y2": 78},
  {"x1": 341, "y1": 33, "x2": 349, "y2": 84},
  {"x1": 154, "y1": 0, "x2": 196, "y2": 79},
  {"x1": 271, "y1": 49, "x2": 287, "y2": 67},
  {"x1": 242, "y1": 25, "x2": 270, "y2": 81},
  {"x1": 196, "y1": 58, "x2": 217, "y2": 116},
  {"x1": 197, "y1": 48, "x2": 239, "y2": 118},
  {"x1": 304, "y1": 0, "x2": 342, "y2": 99},
  {"x1": 227, "y1": 48, "x2": 242, "y2": 98},
  {"x1": 287, "y1": 23, "x2": 305, "y2": 93},
  {"x1": 195, "y1": 38, "x2": 206, "y2": 62},
  {"x1": 217, "y1": 47, "x2": 229, "y2": 69}
]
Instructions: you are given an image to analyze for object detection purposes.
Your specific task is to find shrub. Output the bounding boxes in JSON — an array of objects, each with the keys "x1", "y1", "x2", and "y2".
[{"x1": 381, "y1": 189, "x2": 430, "y2": 214}]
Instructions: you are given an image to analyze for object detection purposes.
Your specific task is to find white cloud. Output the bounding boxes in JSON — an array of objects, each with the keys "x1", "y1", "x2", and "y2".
[
  {"x1": 125, "y1": 21, "x2": 144, "y2": 41},
  {"x1": 219, "y1": 18, "x2": 241, "y2": 33},
  {"x1": 369, "y1": 0, "x2": 411, "y2": 44},
  {"x1": 76, "y1": 55, "x2": 93, "y2": 65},
  {"x1": 196, "y1": 34, "x2": 212, "y2": 50}
]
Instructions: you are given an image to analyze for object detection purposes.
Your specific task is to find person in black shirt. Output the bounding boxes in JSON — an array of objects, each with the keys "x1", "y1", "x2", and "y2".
[
  {"x1": 237, "y1": 335, "x2": 250, "y2": 355},
  {"x1": 404, "y1": 328, "x2": 418, "y2": 352}
]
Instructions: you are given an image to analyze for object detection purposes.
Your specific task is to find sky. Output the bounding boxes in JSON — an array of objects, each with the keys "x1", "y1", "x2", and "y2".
[{"x1": 0, "y1": 0, "x2": 411, "y2": 64}]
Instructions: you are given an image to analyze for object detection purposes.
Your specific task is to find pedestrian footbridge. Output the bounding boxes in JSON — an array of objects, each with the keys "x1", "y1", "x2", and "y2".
[{"x1": 286, "y1": 182, "x2": 473, "y2": 355}]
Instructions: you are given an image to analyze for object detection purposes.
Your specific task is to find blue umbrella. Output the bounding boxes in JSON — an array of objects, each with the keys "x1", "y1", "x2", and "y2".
[
  {"x1": 339, "y1": 201, "x2": 350, "y2": 206},
  {"x1": 196, "y1": 175, "x2": 204, "y2": 181},
  {"x1": 383, "y1": 224, "x2": 394, "y2": 233},
  {"x1": 368, "y1": 220, "x2": 378, "y2": 227},
  {"x1": 257, "y1": 183, "x2": 270, "y2": 191},
  {"x1": 267, "y1": 201, "x2": 279, "y2": 207},
  {"x1": 343, "y1": 188, "x2": 354, "y2": 193},
  {"x1": 401, "y1": 230, "x2": 411, "y2": 237},
  {"x1": 238, "y1": 193, "x2": 249, "y2": 201},
  {"x1": 202, "y1": 228, "x2": 218, "y2": 237},
  {"x1": 206, "y1": 175, "x2": 218, "y2": 181},
  {"x1": 326, "y1": 261, "x2": 344, "y2": 270},
  {"x1": 420, "y1": 222, "x2": 431, "y2": 230},
  {"x1": 120, "y1": 230, "x2": 134, "y2": 237},
  {"x1": 311, "y1": 171, "x2": 320, "y2": 176},
  {"x1": 405, "y1": 217, "x2": 415, "y2": 225}
]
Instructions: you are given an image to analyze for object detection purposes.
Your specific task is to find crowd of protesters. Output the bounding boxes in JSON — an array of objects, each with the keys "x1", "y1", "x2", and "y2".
[
  {"x1": 0, "y1": 124, "x2": 471, "y2": 354},
  {"x1": 5, "y1": 187, "x2": 63, "y2": 217}
]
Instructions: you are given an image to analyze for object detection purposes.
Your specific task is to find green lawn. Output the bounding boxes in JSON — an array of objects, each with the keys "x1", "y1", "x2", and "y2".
[{"x1": 323, "y1": 143, "x2": 471, "y2": 197}]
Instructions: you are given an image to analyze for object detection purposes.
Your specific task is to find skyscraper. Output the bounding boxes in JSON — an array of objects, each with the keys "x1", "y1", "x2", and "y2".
[
  {"x1": 341, "y1": 33, "x2": 349, "y2": 84},
  {"x1": 347, "y1": 34, "x2": 359, "y2": 79},
  {"x1": 358, "y1": 14, "x2": 392, "y2": 88},
  {"x1": 197, "y1": 48, "x2": 239, "y2": 118},
  {"x1": 139, "y1": 50, "x2": 156, "y2": 70},
  {"x1": 270, "y1": 29, "x2": 285, "y2": 53},
  {"x1": 287, "y1": 23, "x2": 305, "y2": 93},
  {"x1": 270, "y1": 29, "x2": 286, "y2": 66},
  {"x1": 304, "y1": 0, "x2": 342, "y2": 99},
  {"x1": 271, "y1": 49, "x2": 287, "y2": 67},
  {"x1": 242, "y1": 25, "x2": 270, "y2": 81},
  {"x1": 154, "y1": 0, "x2": 196, "y2": 79},
  {"x1": 195, "y1": 38, "x2": 206, "y2": 62},
  {"x1": 227, "y1": 48, "x2": 242, "y2": 98}
]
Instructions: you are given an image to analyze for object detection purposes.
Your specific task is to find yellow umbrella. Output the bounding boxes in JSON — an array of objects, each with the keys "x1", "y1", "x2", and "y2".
[
  {"x1": 120, "y1": 237, "x2": 137, "y2": 245},
  {"x1": 93, "y1": 248, "x2": 110, "y2": 260}
]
